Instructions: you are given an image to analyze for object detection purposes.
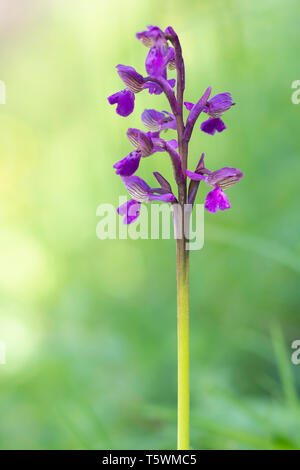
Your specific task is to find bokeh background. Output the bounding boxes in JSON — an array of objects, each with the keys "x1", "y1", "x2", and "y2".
[{"x1": 0, "y1": 0, "x2": 300, "y2": 450}]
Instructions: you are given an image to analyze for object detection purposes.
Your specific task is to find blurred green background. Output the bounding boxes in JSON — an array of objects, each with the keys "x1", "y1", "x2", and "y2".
[{"x1": 1, "y1": 0, "x2": 300, "y2": 450}]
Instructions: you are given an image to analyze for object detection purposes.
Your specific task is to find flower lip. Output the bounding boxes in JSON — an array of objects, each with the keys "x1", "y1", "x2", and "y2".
[
  {"x1": 113, "y1": 150, "x2": 142, "y2": 177},
  {"x1": 201, "y1": 117, "x2": 226, "y2": 135},
  {"x1": 117, "y1": 199, "x2": 141, "y2": 225},
  {"x1": 205, "y1": 187, "x2": 231, "y2": 213},
  {"x1": 108, "y1": 89, "x2": 135, "y2": 117}
]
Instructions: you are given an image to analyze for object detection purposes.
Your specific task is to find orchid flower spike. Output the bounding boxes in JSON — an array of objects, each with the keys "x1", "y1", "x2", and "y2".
[{"x1": 108, "y1": 24, "x2": 244, "y2": 451}]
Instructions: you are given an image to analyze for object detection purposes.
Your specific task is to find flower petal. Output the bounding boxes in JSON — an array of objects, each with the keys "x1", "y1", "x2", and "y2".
[
  {"x1": 184, "y1": 101, "x2": 194, "y2": 111},
  {"x1": 143, "y1": 79, "x2": 175, "y2": 95},
  {"x1": 116, "y1": 65, "x2": 144, "y2": 93},
  {"x1": 136, "y1": 26, "x2": 166, "y2": 48},
  {"x1": 148, "y1": 192, "x2": 176, "y2": 202},
  {"x1": 145, "y1": 46, "x2": 165, "y2": 77},
  {"x1": 200, "y1": 117, "x2": 226, "y2": 135},
  {"x1": 141, "y1": 108, "x2": 176, "y2": 132},
  {"x1": 186, "y1": 170, "x2": 207, "y2": 181},
  {"x1": 204, "y1": 187, "x2": 231, "y2": 213},
  {"x1": 113, "y1": 150, "x2": 141, "y2": 176},
  {"x1": 117, "y1": 199, "x2": 141, "y2": 224},
  {"x1": 206, "y1": 167, "x2": 244, "y2": 188},
  {"x1": 108, "y1": 89, "x2": 135, "y2": 117},
  {"x1": 126, "y1": 128, "x2": 153, "y2": 156},
  {"x1": 205, "y1": 92, "x2": 234, "y2": 118},
  {"x1": 122, "y1": 175, "x2": 151, "y2": 202}
]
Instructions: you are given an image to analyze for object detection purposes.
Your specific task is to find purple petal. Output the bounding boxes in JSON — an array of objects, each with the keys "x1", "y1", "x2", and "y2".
[
  {"x1": 206, "y1": 92, "x2": 234, "y2": 117},
  {"x1": 141, "y1": 108, "x2": 176, "y2": 132},
  {"x1": 117, "y1": 199, "x2": 141, "y2": 224},
  {"x1": 200, "y1": 117, "x2": 226, "y2": 135},
  {"x1": 113, "y1": 150, "x2": 141, "y2": 176},
  {"x1": 121, "y1": 175, "x2": 151, "y2": 202},
  {"x1": 186, "y1": 170, "x2": 207, "y2": 181},
  {"x1": 148, "y1": 193, "x2": 176, "y2": 203},
  {"x1": 116, "y1": 65, "x2": 144, "y2": 93},
  {"x1": 160, "y1": 111, "x2": 177, "y2": 131},
  {"x1": 204, "y1": 187, "x2": 231, "y2": 213},
  {"x1": 145, "y1": 46, "x2": 165, "y2": 77},
  {"x1": 126, "y1": 128, "x2": 153, "y2": 156},
  {"x1": 143, "y1": 81, "x2": 163, "y2": 95},
  {"x1": 206, "y1": 167, "x2": 244, "y2": 188},
  {"x1": 141, "y1": 109, "x2": 165, "y2": 131},
  {"x1": 108, "y1": 89, "x2": 135, "y2": 117},
  {"x1": 143, "y1": 78, "x2": 175, "y2": 95},
  {"x1": 184, "y1": 101, "x2": 194, "y2": 111},
  {"x1": 136, "y1": 26, "x2": 166, "y2": 48},
  {"x1": 165, "y1": 47, "x2": 176, "y2": 69}
]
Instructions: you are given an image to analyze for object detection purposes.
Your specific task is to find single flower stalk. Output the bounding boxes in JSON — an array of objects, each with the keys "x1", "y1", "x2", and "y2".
[{"x1": 107, "y1": 25, "x2": 243, "y2": 450}]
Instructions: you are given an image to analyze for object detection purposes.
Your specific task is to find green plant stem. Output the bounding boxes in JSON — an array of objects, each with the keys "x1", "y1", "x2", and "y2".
[
  {"x1": 176, "y1": 232, "x2": 190, "y2": 450},
  {"x1": 171, "y1": 28, "x2": 190, "y2": 450}
]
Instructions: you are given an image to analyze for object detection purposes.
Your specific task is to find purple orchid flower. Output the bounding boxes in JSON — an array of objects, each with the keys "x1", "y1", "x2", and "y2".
[
  {"x1": 114, "y1": 123, "x2": 180, "y2": 178},
  {"x1": 184, "y1": 92, "x2": 234, "y2": 135},
  {"x1": 127, "y1": 127, "x2": 177, "y2": 156},
  {"x1": 186, "y1": 166, "x2": 243, "y2": 213},
  {"x1": 117, "y1": 174, "x2": 176, "y2": 224},
  {"x1": 108, "y1": 66, "x2": 144, "y2": 117}
]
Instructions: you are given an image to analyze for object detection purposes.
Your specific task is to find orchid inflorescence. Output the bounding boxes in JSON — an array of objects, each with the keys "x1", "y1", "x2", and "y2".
[
  {"x1": 107, "y1": 25, "x2": 244, "y2": 449},
  {"x1": 108, "y1": 25, "x2": 243, "y2": 224}
]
